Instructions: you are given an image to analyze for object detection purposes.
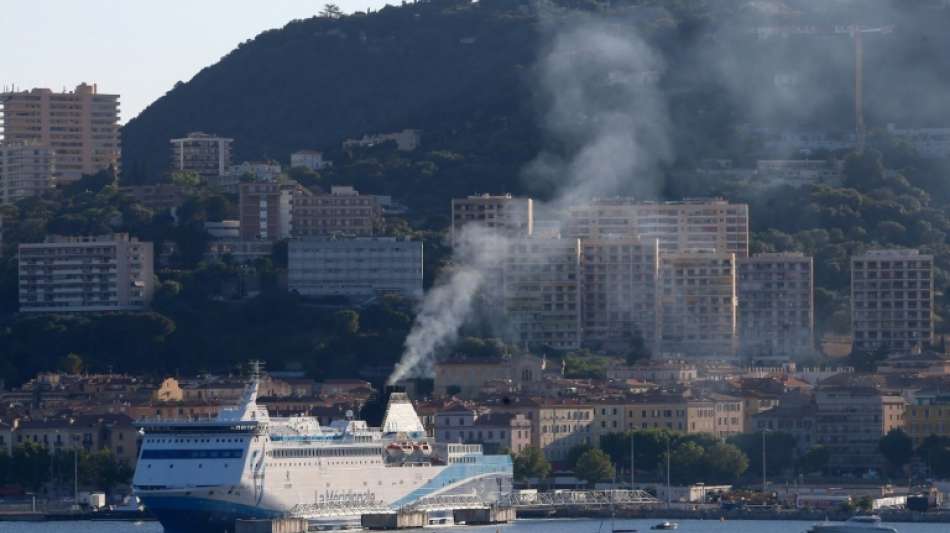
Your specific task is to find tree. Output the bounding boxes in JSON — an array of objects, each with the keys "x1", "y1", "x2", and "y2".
[
  {"x1": 320, "y1": 3, "x2": 343, "y2": 18},
  {"x1": 574, "y1": 448, "x2": 614, "y2": 486},
  {"x1": 10, "y1": 442, "x2": 52, "y2": 491},
  {"x1": 798, "y1": 446, "x2": 831, "y2": 475},
  {"x1": 917, "y1": 436, "x2": 950, "y2": 478},
  {"x1": 879, "y1": 429, "x2": 914, "y2": 472},
  {"x1": 59, "y1": 353, "x2": 84, "y2": 374},
  {"x1": 703, "y1": 442, "x2": 749, "y2": 484},
  {"x1": 513, "y1": 447, "x2": 551, "y2": 482},
  {"x1": 332, "y1": 310, "x2": 360, "y2": 336},
  {"x1": 727, "y1": 432, "x2": 798, "y2": 477},
  {"x1": 171, "y1": 170, "x2": 202, "y2": 188}
]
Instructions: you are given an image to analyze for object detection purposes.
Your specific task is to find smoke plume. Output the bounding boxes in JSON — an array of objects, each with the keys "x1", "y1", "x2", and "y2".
[{"x1": 387, "y1": 8, "x2": 672, "y2": 384}]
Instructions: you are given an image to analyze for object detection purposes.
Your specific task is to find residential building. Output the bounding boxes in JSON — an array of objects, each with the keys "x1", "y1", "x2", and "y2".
[
  {"x1": 204, "y1": 220, "x2": 240, "y2": 240},
  {"x1": 885, "y1": 124, "x2": 950, "y2": 159},
  {"x1": 814, "y1": 385, "x2": 905, "y2": 470},
  {"x1": 435, "y1": 408, "x2": 532, "y2": 455},
  {"x1": 343, "y1": 129, "x2": 421, "y2": 152},
  {"x1": 564, "y1": 198, "x2": 749, "y2": 257},
  {"x1": 658, "y1": 250, "x2": 738, "y2": 357},
  {"x1": 738, "y1": 253, "x2": 815, "y2": 357},
  {"x1": 433, "y1": 355, "x2": 546, "y2": 399},
  {"x1": 624, "y1": 394, "x2": 716, "y2": 434},
  {"x1": 11, "y1": 414, "x2": 141, "y2": 465},
  {"x1": 503, "y1": 237, "x2": 582, "y2": 350},
  {"x1": 290, "y1": 150, "x2": 330, "y2": 171},
  {"x1": 705, "y1": 392, "x2": 745, "y2": 437},
  {"x1": 0, "y1": 141, "x2": 55, "y2": 204},
  {"x1": 750, "y1": 403, "x2": 817, "y2": 454},
  {"x1": 119, "y1": 184, "x2": 186, "y2": 213},
  {"x1": 238, "y1": 181, "x2": 300, "y2": 241},
  {"x1": 851, "y1": 249, "x2": 934, "y2": 353},
  {"x1": 169, "y1": 132, "x2": 233, "y2": 179},
  {"x1": 288, "y1": 237, "x2": 423, "y2": 300},
  {"x1": 18, "y1": 233, "x2": 154, "y2": 312},
  {"x1": 535, "y1": 402, "x2": 593, "y2": 463},
  {"x1": 205, "y1": 239, "x2": 273, "y2": 264},
  {"x1": 581, "y1": 236, "x2": 660, "y2": 352},
  {"x1": 0, "y1": 83, "x2": 120, "y2": 183},
  {"x1": 230, "y1": 161, "x2": 282, "y2": 182},
  {"x1": 905, "y1": 390, "x2": 950, "y2": 445},
  {"x1": 607, "y1": 360, "x2": 698, "y2": 385},
  {"x1": 292, "y1": 186, "x2": 382, "y2": 237},
  {"x1": 451, "y1": 194, "x2": 533, "y2": 243}
]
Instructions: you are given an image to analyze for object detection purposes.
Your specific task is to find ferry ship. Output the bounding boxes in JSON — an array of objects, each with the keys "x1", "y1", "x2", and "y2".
[{"x1": 132, "y1": 369, "x2": 512, "y2": 533}]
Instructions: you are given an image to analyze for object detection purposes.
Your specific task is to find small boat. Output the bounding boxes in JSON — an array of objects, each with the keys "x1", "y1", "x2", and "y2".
[
  {"x1": 650, "y1": 522, "x2": 678, "y2": 530},
  {"x1": 806, "y1": 515, "x2": 898, "y2": 533}
]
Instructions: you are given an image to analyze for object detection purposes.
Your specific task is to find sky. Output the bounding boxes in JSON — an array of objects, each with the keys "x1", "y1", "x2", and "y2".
[{"x1": 1, "y1": 1, "x2": 393, "y2": 123}]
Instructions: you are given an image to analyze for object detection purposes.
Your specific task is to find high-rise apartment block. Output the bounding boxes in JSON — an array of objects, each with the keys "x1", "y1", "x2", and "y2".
[
  {"x1": 169, "y1": 132, "x2": 233, "y2": 179},
  {"x1": 851, "y1": 249, "x2": 934, "y2": 353},
  {"x1": 451, "y1": 194, "x2": 533, "y2": 243},
  {"x1": 292, "y1": 186, "x2": 382, "y2": 237},
  {"x1": 238, "y1": 181, "x2": 300, "y2": 241},
  {"x1": 581, "y1": 236, "x2": 660, "y2": 352},
  {"x1": 738, "y1": 253, "x2": 815, "y2": 357},
  {"x1": 0, "y1": 141, "x2": 55, "y2": 204},
  {"x1": 659, "y1": 250, "x2": 738, "y2": 357},
  {"x1": 0, "y1": 83, "x2": 120, "y2": 183},
  {"x1": 18, "y1": 233, "x2": 154, "y2": 312},
  {"x1": 503, "y1": 237, "x2": 582, "y2": 350},
  {"x1": 288, "y1": 237, "x2": 423, "y2": 300},
  {"x1": 564, "y1": 198, "x2": 749, "y2": 257}
]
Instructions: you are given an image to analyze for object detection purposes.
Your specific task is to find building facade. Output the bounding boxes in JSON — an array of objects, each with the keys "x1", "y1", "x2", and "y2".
[
  {"x1": 658, "y1": 250, "x2": 738, "y2": 357},
  {"x1": 581, "y1": 236, "x2": 660, "y2": 353},
  {"x1": 451, "y1": 194, "x2": 533, "y2": 244},
  {"x1": 292, "y1": 186, "x2": 382, "y2": 237},
  {"x1": 18, "y1": 233, "x2": 154, "y2": 312},
  {"x1": 169, "y1": 132, "x2": 233, "y2": 179},
  {"x1": 290, "y1": 150, "x2": 330, "y2": 171},
  {"x1": 503, "y1": 237, "x2": 582, "y2": 350},
  {"x1": 738, "y1": 253, "x2": 815, "y2": 357},
  {"x1": 0, "y1": 141, "x2": 55, "y2": 204},
  {"x1": 814, "y1": 386, "x2": 905, "y2": 470},
  {"x1": 851, "y1": 249, "x2": 934, "y2": 353},
  {"x1": 288, "y1": 237, "x2": 423, "y2": 300},
  {"x1": 564, "y1": 198, "x2": 750, "y2": 258},
  {"x1": 905, "y1": 390, "x2": 950, "y2": 445},
  {"x1": 238, "y1": 181, "x2": 299, "y2": 241},
  {"x1": 0, "y1": 83, "x2": 120, "y2": 183}
]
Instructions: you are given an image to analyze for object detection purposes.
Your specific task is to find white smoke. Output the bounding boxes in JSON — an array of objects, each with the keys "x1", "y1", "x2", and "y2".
[{"x1": 387, "y1": 9, "x2": 672, "y2": 384}]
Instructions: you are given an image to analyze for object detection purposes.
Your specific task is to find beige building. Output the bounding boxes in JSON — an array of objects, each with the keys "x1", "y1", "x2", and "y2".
[
  {"x1": 564, "y1": 198, "x2": 749, "y2": 258},
  {"x1": 12, "y1": 414, "x2": 141, "y2": 465},
  {"x1": 851, "y1": 249, "x2": 934, "y2": 353},
  {"x1": 169, "y1": 132, "x2": 233, "y2": 179},
  {"x1": 658, "y1": 250, "x2": 738, "y2": 357},
  {"x1": 535, "y1": 402, "x2": 594, "y2": 462},
  {"x1": 738, "y1": 253, "x2": 815, "y2": 357},
  {"x1": 503, "y1": 237, "x2": 582, "y2": 350},
  {"x1": 451, "y1": 193, "x2": 533, "y2": 243},
  {"x1": 904, "y1": 390, "x2": 950, "y2": 445},
  {"x1": 292, "y1": 186, "x2": 382, "y2": 237},
  {"x1": 18, "y1": 233, "x2": 155, "y2": 312},
  {"x1": 238, "y1": 181, "x2": 300, "y2": 241},
  {"x1": 814, "y1": 385, "x2": 905, "y2": 470},
  {"x1": 581, "y1": 236, "x2": 660, "y2": 353},
  {"x1": 0, "y1": 141, "x2": 55, "y2": 204},
  {"x1": 433, "y1": 355, "x2": 546, "y2": 399},
  {"x1": 625, "y1": 394, "x2": 716, "y2": 434},
  {"x1": 0, "y1": 83, "x2": 120, "y2": 183}
]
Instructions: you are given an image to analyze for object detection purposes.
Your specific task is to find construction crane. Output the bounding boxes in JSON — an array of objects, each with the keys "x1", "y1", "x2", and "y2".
[{"x1": 833, "y1": 24, "x2": 894, "y2": 153}]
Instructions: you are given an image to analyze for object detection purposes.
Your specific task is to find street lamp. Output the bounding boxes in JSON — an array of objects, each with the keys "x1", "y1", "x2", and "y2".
[{"x1": 762, "y1": 429, "x2": 769, "y2": 498}]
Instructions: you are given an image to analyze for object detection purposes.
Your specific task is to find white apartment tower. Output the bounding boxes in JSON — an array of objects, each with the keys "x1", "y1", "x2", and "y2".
[
  {"x1": 851, "y1": 249, "x2": 934, "y2": 353},
  {"x1": 0, "y1": 83, "x2": 120, "y2": 183},
  {"x1": 658, "y1": 250, "x2": 738, "y2": 357},
  {"x1": 737, "y1": 253, "x2": 815, "y2": 357},
  {"x1": 0, "y1": 142, "x2": 55, "y2": 204},
  {"x1": 169, "y1": 132, "x2": 233, "y2": 179},
  {"x1": 503, "y1": 237, "x2": 582, "y2": 350},
  {"x1": 18, "y1": 233, "x2": 154, "y2": 312},
  {"x1": 451, "y1": 194, "x2": 533, "y2": 244},
  {"x1": 581, "y1": 236, "x2": 660, "y2": 353}
]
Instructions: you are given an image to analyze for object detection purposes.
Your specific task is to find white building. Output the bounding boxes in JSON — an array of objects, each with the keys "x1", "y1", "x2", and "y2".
[
  {"x1": 18, "y1": 233, "x2": 154, "y2": 312},
  {"x1": 288, "y1": 237, "x2": 423, "y2": 300},
  {"x1": 204, "y1": 220, "x2": 240, "y2": 240},
  {"x1": 451, "y1": 193, "x2": 533, "y2": 244},
  {"x1": 290, "y1": 150, "x2": 330, "y2": 171},
  {"x1": 229, "y1": 161, "x2": 282, "y2": 182},
  {"x1": 343, "y1": 129, "x2": 421, "y2": 152},
  {"x1": 0, "y1": 141, "x2": 55, "y2": 204},
  {"x1": 169, "y1": 132, "x2": 233, "y2": 179}
]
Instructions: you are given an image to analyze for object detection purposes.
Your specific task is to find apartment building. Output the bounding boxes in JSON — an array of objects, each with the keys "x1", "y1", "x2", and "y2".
[
  {"x1": 564, "y1": 198, "x2": 749, "y2": 257},
  {"x1": 119, "y1": 184, "x2": 186, "y2": 213},
  {"x1": 658, "y1": 250, "x2": 738, "y2": 357},
  {"x1": 581, "y1": 236, "x2": 660, "y2": 353},
  {"x1": 238, "y1": 181, "x2": 300, "y2": 241},
  {"x1": 738, "y1": 253, "x2": 815, "y2": 357},
  {"x1": 904, "y1": 390, "x2": 950, "y2": 445},
  {"x1": 292, "y1": 186, "x2": 382, "y2": 237},
  {"x1": 169, "y1": 132, "x2": 233, "y2": 179},
  {"x1": 290, "y1": 150, "x2": 330, "y2": 171},
  {"x1": 433, "y1": 355, "x2": 546, "y2": 399},
  {"x1": 451, "y1": 194, "x2": 533, "y2": 243},
  {"x1": 750, "y1": 403, "x2": 817, "y2": 454},
  {"x1": 18, "y1": 233, "x2": 154, "y2": 312},
  {"x1": 11, "y1": 414, "x2": 141, "y2": 465},
  {"x1": 0, "y1": 83, "x2": 120, "y2": 183},
  {"x1": 434, "y1": 408, "x2": 532, "y2": 455},
  {"x1": 288, "y1": 237, "x2": 423, "y2": 300},
  {"x1": 503, "y1": 237, "x2": 582, "y2": 350},
  {"x1": 230, "y1": 161, "x2": 282, "y2": 182},
  {"x1": 814, "y1": 385, "x2": 905, "y2": 470},
  {"x1": 624, "y1": 394, "x2": 716, "y2": 434},
  {"x1": 0, "y1": 141, "x2": 55, "y2": 204},
  {"x1": 535, "y1": 403, "x2": 594, "y2": 463},
  {"x1": 851, "y1": 249, "x2": 934, "y2": 353}
]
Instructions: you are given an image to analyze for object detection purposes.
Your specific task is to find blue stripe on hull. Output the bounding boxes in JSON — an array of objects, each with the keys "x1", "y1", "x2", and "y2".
[{"x1": 140, "y1": 495, "x2": 281, "y2": 533}]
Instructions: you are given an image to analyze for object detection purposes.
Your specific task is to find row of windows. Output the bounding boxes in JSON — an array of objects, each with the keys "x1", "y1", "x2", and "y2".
[{"x1": 267, "y1": 447, "x2": 380, "y2": 458}]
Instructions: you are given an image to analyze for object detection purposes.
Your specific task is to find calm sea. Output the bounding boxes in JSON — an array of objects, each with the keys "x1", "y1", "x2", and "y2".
[{"x1": 1, "y1": 518, "x2": 948, "y2": 533}]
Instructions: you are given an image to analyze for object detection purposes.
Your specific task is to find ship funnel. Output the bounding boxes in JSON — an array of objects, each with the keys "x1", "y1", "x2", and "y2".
[{"x1": 381, "y1": 392, "x2": 425, "y2": 434}]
